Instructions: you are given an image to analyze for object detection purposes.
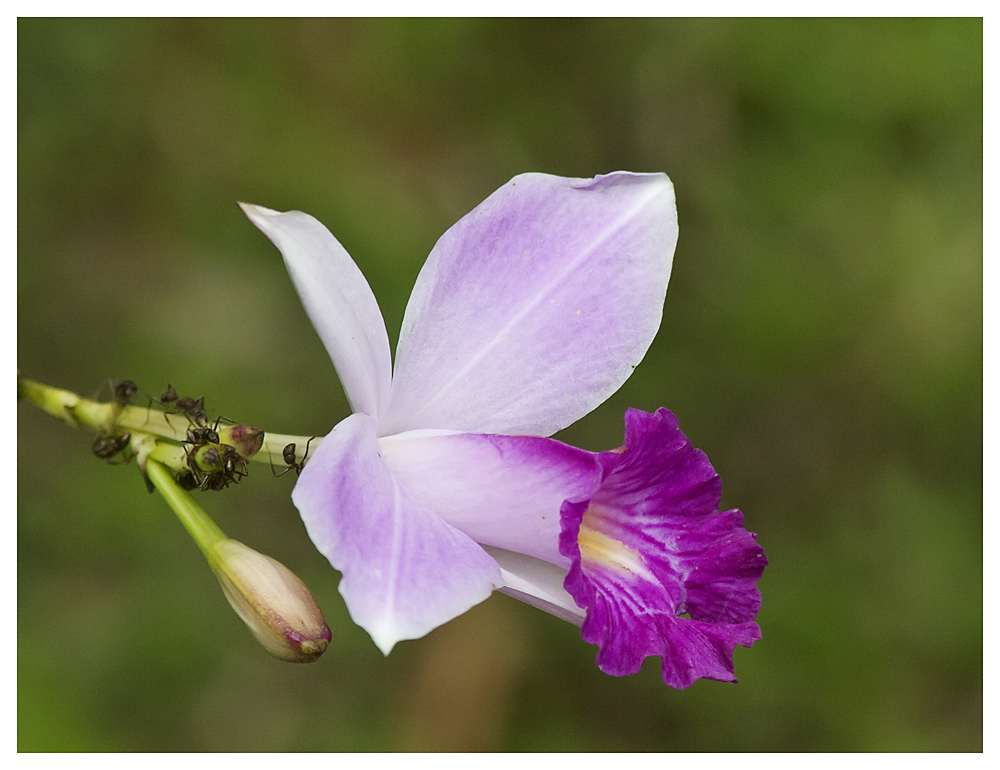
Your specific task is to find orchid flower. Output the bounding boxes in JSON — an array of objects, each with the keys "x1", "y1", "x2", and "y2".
[{"x1": 242, "y1": 172, "x2": 766, "y2": 688}]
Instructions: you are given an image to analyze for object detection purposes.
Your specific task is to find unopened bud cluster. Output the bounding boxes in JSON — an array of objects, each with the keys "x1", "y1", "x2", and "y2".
[{"x1": 180, "y1": 423, "x2": 265, "y2": 492}]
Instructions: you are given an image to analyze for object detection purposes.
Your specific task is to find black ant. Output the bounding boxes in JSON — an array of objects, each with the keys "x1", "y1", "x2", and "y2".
[
  {"x1": 92, "y1": 431, "x2": 132, "y2": 462},
  {"x1": 157, "y1": 384, "x2": 178, "y2": 408},
  {"x1": 111, "y1": 380, "x2": 138, "y2": 406},
  {"x1": 153, "y1": 385, "x2": 207, "y2": 425},
  {"x1": 176, "y1": 395, "x2": 207, "y2": 425},
  {"x1": 272, "y1": 437, "x2": 315, "y2": 477},
  {"x1": 203, "y1": 473, "x2": 229, "y2": 492},
  {"x1": 145, "y1": 384, "x2": 175, "y2": 427},
  {"x1": 186, "y1": 425, "x2": 220, "y2": 445},
  {"x1": 221, "y1": 444, "x2": 248, "y2": 482},
  {"x1": 186, "y1": 413, "x2": 239, "y2": 449}
]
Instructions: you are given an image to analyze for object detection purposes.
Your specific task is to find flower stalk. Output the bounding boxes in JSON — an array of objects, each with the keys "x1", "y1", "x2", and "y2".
[
  {"x1": 18, "y1": 377, "x2": 117, "y2": 430},
  {"x1": 145, "y1": 459, "x2": 226, "y2": 555},
  {"x1": 145, "y1": 459, "x2": 331, "y2": 662},
  {"x1": 18, "y1": 376, "x2": 317, "y2": 471}
]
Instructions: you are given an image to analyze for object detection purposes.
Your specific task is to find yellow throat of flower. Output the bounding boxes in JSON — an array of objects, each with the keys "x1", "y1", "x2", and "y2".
[{"x1": 577, "y1": 507, "x2": 654, "y2": 580}]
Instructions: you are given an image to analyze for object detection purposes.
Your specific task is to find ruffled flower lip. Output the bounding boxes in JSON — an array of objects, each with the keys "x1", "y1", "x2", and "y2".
[{"x1": 559, "y1": 407, "x2": 767, "y2": 689}]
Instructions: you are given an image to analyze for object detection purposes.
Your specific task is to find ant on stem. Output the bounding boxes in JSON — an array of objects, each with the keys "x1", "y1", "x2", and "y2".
[
  {"x1": 272, "y1": 437, "x2": 316, "y2": 477},
  {"x1": 111, "y1": 380, "x2": 138, "y2": 406},
  {"x1": 92, "y1": 431, "x2": 132, "y2": 463},
  {"x1": 152, "y1": 385, "x2": 207, "y2": 426}
]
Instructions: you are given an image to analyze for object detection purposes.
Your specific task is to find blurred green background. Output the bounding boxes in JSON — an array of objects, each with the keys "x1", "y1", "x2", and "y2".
[{"x1": 17, "y1": 18, "x2": 982, "y2": 751}]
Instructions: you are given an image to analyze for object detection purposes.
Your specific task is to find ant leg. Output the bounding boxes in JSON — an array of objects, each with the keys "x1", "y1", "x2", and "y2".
[{"x1": 293, "y1": 436, "x2": 319, "y2": 476}]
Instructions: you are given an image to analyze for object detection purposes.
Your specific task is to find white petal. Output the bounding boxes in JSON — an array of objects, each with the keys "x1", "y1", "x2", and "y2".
[
  {"x1": 482, "y1": 546, "x2": 585, "y2": 626},
  {"x1": 241, "y1": 204, "x2": 392, "y2": 418}
]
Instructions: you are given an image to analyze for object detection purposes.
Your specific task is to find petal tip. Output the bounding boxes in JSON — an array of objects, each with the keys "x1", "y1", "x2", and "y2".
[
  {"x1": 367, "y1": 620, "x2": 400, "y2": 656},
  {"x1": 238, "y1": 202, "x2": 280, "y2": 233},
  {"x1": 573, "y1": 169, "x2": 674, "y2": 194},
  {"x1": 237, "y1": 201, "x2": 266, "y2": 217}
]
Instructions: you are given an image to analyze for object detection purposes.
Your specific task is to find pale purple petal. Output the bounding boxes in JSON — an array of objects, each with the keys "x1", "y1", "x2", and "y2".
[
  {"x1": 381, "y1": 172, "x2": 677, "y2": 437},
  {"x1": 481, "y1": 546, "x2": 585, "y2": 626},
  {"x1": 291, "y1": 413, "x2": 502, "y2": 654},
  {"x1": 241, "y1": 204, "x2": 392, "y2": 418},
  {"x1": 379, "y1": 429, "x2": 602, "y2": 567},
  {"x1": 559, "y1": 408, "x2": 766, "y2": 688}
]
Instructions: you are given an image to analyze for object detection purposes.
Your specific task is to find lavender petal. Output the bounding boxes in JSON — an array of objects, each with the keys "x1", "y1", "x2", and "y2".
[
  {"x1": 380, "y1": 428, "x2": 602, "y2": 566},
  {"x1": 382, "y1": 172, "x2": 677, "y2": 437},
  {"x1": 291, "y1": 414, "x2": 502, "y2": 654}
]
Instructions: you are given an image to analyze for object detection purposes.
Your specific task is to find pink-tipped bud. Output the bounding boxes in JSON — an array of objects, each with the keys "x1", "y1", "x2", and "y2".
[
  {"x1": 218, "y1": 424, "x2": 265, "y2": 458},
  {"x1": 210, "y1": 539, "x2": 332, "y2": 663}
]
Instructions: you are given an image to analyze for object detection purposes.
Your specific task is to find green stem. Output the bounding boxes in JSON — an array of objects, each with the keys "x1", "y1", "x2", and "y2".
[
  {"x1": 19, "y1": 375, "x2": 324, "y2": 469},
  {"x1": 19, "y1": 377, "x2": 182, "y2": 439},
  {"x1": 18, "y1": 378, "x2": 114, "y2": 429},
  {"x1": 147, "y1": 441, "x2": 189, "y2": 473},
  {"x1": 146, "y1": 460, "x2": 226, "y2": 558},
  {"x1": 116, "y1": 405, "x2": 191, "y2": 442}
]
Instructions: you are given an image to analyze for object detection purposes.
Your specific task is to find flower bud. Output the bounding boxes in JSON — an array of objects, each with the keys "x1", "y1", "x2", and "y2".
[
  {"x1": 218, "y1": 424, "x2": 265, "y2": 459},
  {"x1": 191, "y1": 444, "x2": 222, "y2": 473},
  {"x1": 209, "y1": 539, "x2": 332, "y2": 663}
]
